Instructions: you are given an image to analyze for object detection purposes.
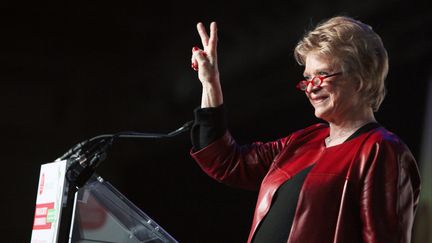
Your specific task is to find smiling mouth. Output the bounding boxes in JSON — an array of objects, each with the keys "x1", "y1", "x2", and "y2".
[{"x1": 311, "y1": 96, "x2": 329, "y2": 105}]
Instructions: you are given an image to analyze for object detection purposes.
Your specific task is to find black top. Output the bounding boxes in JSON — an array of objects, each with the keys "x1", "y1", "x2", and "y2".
[
  {"x1": 252, "y1": 164, "x2": 314, "y2": 242},
  {"x1": 190, "y1": 105, "x2": 381, "y2": 242}
]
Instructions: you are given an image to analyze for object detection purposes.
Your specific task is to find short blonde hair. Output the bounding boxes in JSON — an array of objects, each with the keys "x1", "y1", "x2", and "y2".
[{"x1": 294, "y1": 16, "x2": 388, "y2": 111}]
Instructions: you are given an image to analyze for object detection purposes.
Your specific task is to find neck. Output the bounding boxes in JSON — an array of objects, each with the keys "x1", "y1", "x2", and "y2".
[{"x1": 326, "y1": 107, "x2": 376, "y2": 147}]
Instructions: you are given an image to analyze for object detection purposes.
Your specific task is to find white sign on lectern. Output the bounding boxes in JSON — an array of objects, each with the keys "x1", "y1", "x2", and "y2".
[{"x1": 31, "y1": 160, "x2": 68, "y2": 243}]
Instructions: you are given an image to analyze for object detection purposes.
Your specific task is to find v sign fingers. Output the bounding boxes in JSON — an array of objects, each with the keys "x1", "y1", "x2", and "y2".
[
  {"x1": 197, "y1": 22, "x2": 218, "y2": 56},
  {"x1": 191, "y1": 23, "x2": 220, "y2": 85}
]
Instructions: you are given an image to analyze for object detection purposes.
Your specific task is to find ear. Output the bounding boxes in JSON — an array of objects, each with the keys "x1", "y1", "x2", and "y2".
[{"x1": 354, "y1": 77, "x2": 364, "y2": 92}]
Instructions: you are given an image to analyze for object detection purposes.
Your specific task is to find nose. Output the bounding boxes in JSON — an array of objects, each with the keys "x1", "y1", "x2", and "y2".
[
  {"x1": 305, "y1": 80, "x2": 322, "y2": 94},
  {"x1": 305, "y1": 82, "x2": 315, "y2": 93}
]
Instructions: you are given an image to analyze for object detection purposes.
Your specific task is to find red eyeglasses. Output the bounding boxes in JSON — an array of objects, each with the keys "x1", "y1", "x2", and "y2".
[{"x1": 296, "y1": 72, "x2": 343, "y2": 91}]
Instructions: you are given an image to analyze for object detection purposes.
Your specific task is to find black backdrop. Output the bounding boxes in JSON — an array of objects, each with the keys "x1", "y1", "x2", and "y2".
[{"x1": 2, "y1": 0, "x2": 431, "y2": 242}]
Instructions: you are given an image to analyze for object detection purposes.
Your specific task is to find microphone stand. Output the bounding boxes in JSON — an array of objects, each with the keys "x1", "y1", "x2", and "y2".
[{"x1": 58, "y1": 120, "x2": 193, "y2": 190}]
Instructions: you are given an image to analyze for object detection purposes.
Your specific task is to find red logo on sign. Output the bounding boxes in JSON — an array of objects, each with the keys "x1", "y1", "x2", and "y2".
[{"x1": 33, "y1": 202, "x2": 54, "y2": 230}]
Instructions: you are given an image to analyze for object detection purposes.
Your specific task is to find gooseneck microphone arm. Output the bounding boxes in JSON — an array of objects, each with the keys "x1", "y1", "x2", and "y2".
[{"x1": 59, "y1": 120, "x2": 194, "y2": 189}]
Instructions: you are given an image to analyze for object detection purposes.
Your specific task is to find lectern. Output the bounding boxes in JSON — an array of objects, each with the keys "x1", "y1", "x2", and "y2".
[
  {"x1": 69, "y1": 173, "x2": 178, "y2": 243},
  {"x1": 31, "y1": 121, "x2": 192, "y2": 242}
]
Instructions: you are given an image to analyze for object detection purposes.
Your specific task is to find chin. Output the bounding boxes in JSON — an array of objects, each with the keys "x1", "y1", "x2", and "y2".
[
  {"x1": 314, "y1": 108, "x2": 331, "y2": 121},
  {"x1": 310, "y1": 99, "x2": 332, "y2": 120}
]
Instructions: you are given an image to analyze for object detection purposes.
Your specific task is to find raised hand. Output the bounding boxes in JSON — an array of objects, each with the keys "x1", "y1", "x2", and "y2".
[{"x1": 191, "y1": 22, "x2": 223, "y2": 108}]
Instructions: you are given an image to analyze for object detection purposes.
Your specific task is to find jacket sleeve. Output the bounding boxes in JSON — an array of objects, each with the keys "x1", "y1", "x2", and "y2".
[
  {"x1": 190, "y1": 131, "x2": 289, "y2": 190},
  {"x1": 190, "y1": 104, "x2": 228, "y2": 151},
  {"x1": 360, "y1": 139, "x2": 421, "y2": 243}
]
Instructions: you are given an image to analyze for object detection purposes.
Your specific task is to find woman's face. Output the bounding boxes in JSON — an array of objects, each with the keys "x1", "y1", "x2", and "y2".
[{"x1": 303, "y1": 52, "x2": 362, "y2": 124}]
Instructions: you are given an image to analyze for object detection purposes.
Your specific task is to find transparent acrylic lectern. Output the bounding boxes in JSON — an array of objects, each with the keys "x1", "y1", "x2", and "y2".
[
  {"x1": 69, "y1": 174, "x2": 178, "y2": 243},
  {"x1": 35, "y1": 120, "x2": 193, "y2": 243}
]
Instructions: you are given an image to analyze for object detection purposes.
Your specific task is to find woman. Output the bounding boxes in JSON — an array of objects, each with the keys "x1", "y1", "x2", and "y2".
[{"x1": 189, "y1": 16, "x2": 421, "y2": 243}]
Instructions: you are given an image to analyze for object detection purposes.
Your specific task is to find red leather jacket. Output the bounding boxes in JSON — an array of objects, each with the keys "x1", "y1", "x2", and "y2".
[{"x1": 190, "y1": 124, "x2": 421, "y2": 243}]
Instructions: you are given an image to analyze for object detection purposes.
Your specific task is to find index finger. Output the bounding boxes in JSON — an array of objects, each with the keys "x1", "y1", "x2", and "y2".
[{"x1": 197, "y1": 22, "x2": 209, "y2": 47}]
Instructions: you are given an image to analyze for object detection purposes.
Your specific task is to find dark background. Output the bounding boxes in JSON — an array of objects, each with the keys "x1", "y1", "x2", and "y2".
[{"x1": 2, "y1": 0, "x2": 431, "y2": 242}]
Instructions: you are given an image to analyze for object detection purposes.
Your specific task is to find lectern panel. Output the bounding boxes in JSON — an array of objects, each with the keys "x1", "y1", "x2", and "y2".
[{"x1": 69, "y1": 175, "x2": 178, "y2": 243}]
